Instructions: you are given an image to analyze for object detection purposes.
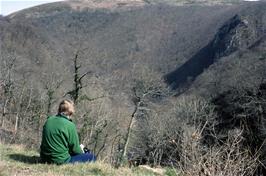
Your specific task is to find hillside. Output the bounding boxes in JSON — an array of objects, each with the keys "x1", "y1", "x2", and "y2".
[
  {"x1": 1, "y1": 1, "x2": 265, "y2": 98},
  {"x1": 0, "y1": 143, "x2": 170, "y2": 176},
  {"x1": 0, "y1": 0, "x2": 266, "y2": 173},
  {"x1": 0, "y1": 0, "x2": 244, "y2": 107},
  {"x1": 165, "y1": 5, "x2": 266, "y2": 96}
]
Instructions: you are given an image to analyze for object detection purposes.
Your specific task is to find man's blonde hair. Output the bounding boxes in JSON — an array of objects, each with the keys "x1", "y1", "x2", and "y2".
[{"x1": 58, "y1": 100, "x2": 75, "y2": 116}]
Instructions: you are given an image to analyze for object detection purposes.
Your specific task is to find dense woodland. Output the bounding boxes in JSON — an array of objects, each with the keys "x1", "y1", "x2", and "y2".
[{"x1": 0, "y1": 0, "x2": 266, "y2": 175}]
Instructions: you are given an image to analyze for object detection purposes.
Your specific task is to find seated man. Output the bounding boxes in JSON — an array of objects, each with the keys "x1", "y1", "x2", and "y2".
[{"x1": 40, "y1": 99, "x2": 96, "y2": 164}]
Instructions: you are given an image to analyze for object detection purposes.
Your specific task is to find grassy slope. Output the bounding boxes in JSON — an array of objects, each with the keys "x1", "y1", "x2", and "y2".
[{"x1": 0, "y1": 144, "x2": 173, "y2": 176}]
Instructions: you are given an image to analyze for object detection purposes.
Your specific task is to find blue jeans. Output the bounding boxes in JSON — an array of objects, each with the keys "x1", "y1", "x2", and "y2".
[{"x1": 69, "y1": 153, "x2": 96, "y2": 163}]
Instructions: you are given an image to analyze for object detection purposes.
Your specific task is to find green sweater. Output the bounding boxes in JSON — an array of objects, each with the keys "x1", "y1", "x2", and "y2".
[{"x1": 40, "y1": 114, "x2": 83, "y2": 164}]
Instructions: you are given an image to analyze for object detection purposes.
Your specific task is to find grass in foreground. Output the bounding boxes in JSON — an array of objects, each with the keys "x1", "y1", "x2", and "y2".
[{"x1": 0, "y1": 143, "x2": 177, "y2": 176}]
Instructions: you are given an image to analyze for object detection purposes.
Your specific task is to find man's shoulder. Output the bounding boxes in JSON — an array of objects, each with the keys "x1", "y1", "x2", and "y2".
[
  {"x1": 46, "y1": 115, "x2": 59, "y2": 122},
  {"x1": 47, "y1": 115, "x2": 56, "y2": 119}
]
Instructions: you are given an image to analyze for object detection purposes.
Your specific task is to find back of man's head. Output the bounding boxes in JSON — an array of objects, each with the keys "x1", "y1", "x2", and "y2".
[{"x1": 58, "y1": 100, "x2": 75, "y2": 116}]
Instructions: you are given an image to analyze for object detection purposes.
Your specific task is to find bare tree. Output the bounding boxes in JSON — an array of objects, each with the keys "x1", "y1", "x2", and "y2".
[
  {"x1": 0, "y1": 51, "x2": 16, "y2": 128},
  {"x1": 116, "y1": 63, "x2": 168, "y2": 166},
  {"x1": 65, "y1": 49, "x2": 91, "y2": 104},
  {"x1": 42, "y1": 74, "x2": 63, "y2": 115}
]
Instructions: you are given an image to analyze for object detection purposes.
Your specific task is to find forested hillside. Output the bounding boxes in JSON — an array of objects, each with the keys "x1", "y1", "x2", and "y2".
[{"x1": 0, "y1": 0, "x2": 266, "y2": 175}]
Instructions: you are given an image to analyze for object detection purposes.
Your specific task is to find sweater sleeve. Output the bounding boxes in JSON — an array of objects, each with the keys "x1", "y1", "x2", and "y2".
[{"x1": 68, "y1": 123, "x2": 83, "y2": 155}]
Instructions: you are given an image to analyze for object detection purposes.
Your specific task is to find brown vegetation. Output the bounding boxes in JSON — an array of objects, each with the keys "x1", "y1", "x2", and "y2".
[{"x1": 0, "y1": 1, "x2": 266, "y2": 175}]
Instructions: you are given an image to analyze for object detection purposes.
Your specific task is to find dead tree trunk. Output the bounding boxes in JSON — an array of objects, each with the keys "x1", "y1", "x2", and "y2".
[
  {"x1": 66, "y1": 50, "x2": 90, "y2": 104},
  {"x1": 122, "y1": 101, "x2": 140, "y2": 158},
  {"x1": 121, "y1": 87, "x2": 142, "y2": 163}
]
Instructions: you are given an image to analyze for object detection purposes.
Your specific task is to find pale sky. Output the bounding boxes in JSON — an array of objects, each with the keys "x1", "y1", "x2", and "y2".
[{"x1": 0, "y1": 0, "x2": 64, "y2": 16}]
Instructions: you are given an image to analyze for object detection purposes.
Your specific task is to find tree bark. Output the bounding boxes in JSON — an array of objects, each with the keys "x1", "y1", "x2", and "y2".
[{"x1": 122, "y1": 101, "x2": 140, "y2": 158}]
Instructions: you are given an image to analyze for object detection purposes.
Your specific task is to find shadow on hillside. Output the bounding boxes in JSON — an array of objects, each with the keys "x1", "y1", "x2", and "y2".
[
  {"x1": 165, "y1": 15, "x2": 242, "y2": 90},
  {"x1": 8, "y1": 154, "x2": 41, "y2": 164}
]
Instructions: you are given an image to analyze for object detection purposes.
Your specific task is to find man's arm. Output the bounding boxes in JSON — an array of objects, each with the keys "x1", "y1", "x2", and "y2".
[{"x1": 68, "y1": 124, "x2": 83, "y2": 155}]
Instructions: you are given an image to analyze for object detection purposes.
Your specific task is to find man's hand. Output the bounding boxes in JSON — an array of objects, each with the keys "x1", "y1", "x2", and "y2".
[{"x1": 80, "y1": 144, "x2": 85, "y2": 153}]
